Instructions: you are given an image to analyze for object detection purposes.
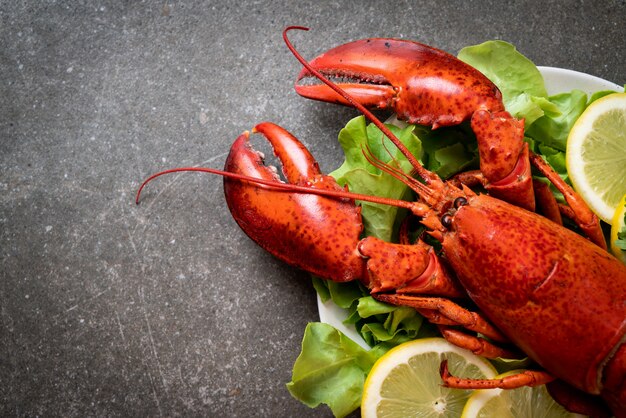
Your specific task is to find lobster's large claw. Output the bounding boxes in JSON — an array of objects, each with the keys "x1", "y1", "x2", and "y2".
[
  {"x1": 295, "y1": 38, "x2": 535, "y2": 211},
  {"x1": 223, "y1": 122, "x2": 365, "y2": 282},
  {"x1": 295, "y1": 38, "x2": 505, "y2": 128}
]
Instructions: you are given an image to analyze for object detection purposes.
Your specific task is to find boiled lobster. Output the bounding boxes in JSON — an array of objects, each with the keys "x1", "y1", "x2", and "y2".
[{"x1": 137, "y1": 27, "x2": 626, "y2": 416}]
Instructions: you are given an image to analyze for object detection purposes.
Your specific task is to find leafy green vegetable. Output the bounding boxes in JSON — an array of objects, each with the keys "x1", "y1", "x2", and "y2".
[
  {"x1": 490, "y1": 357, "x2": 535, "y2": 374},
  {"x1": 311, "y1": 276, "x2": 331, "y2": 302},
  {"x1": 458, "y1": 40, "x2": 556, "y2": 126},
  {"x1": 286, "y1": 322, "x2": 385, "y2": 418},
  {"x1": 589, "y1": 89, "x2": 623, "y2": 104},
  {"x1": 356, "y1": 295, "x2": 397, "y2": 318},
  {"x1": 327, "y1": 280, "x2": 365, "y2": 310},
  {"x1": 526, "y1": 90, "x2": 588, "y2": 152},
  {"x1": 411, "y1": 123, "x2": 479, "y2": 178},
  {"x1": 363, "y1": 305, "x2": 429, "y2": 345},
  {"x1": 330, "y1": 116, "x2": 422, "y2": 241},
  {"x1": 310, "y1": 276, "x2": 431, "y2": 346},
  {"x1": 617, "y1": 212, "x2": 626, "y2": 250}
]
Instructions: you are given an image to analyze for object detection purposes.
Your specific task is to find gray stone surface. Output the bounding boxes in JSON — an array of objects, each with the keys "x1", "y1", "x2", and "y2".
[{"x1": 1, "y1": 0, "x2": 624, "y2": 416}]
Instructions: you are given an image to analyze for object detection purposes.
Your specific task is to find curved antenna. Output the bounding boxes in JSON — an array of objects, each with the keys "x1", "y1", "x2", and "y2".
[
  {"x1": 135, "y1": 166, "x2": 430, "y2": 216},
  {"x1": 361, "y1": 144, "x2": 437, "y2": 206}
]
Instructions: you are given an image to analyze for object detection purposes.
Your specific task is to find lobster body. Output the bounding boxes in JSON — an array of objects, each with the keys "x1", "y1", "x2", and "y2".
[{"x1": 443, "y1": 194, "x2": 626, "y2": 402}]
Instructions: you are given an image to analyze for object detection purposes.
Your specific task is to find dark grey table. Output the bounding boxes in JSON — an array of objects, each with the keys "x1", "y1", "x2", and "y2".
[{"x1": 2, "y1": 1, "x2": 624, "y2": 416}]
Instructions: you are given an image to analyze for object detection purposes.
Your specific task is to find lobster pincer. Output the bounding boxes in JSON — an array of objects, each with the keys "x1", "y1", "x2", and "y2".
[
  {"x1": 221, "y1": 121, "x2": 465, "y2": 300},
  {"x1": 292, "y1": 36, "x2": 608, "y2": 248},
  {"x1": 223, "y1": 122, "x2": 365, "y2": 282},
  {"x1": 293, "y1": 37, "x2": 533, "y2": 212}
]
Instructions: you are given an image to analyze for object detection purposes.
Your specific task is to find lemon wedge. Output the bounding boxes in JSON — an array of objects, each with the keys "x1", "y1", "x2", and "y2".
[
  {"x1": 461, "y1": 371, "x2": 583, "y2": 418},
  {"x1": 611, "y1": 193, "x2": 626, "y2": 265},
  {"x1": 361, "y1": 338, "x2": 496, "y2": 418},
  {"x1": 566, "y1": 92, "x2": 626, "y2": 223}
]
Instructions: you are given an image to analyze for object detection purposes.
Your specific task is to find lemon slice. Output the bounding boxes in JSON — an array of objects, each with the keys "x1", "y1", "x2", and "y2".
[
  {"x1": 361, "y1": 338, "x2": 497, "y2": 418},
  {"x1": 611, "y1": 193, "x2": 626, "y2": 265},
  {"x1": 566, "y1": 92, "x2": 626, "y2": 223},
  {"x1": 461, "y1": 371, "x2": 583, "y2": 418}
]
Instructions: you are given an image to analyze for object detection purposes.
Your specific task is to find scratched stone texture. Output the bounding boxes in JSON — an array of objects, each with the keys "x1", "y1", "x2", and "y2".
[{"x1": 1, "y1": 0, "x2": 625, "y2": 417}]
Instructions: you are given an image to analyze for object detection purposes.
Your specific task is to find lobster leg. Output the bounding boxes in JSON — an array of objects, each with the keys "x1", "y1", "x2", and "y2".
[
  {"x1": 440, "y1": 360, "x2": 556, "y2": 388},
  {"x1": 529, "y1": 152, "x2": 606, "y2": 248},
  {"x1": 442, "y1": 365, "x2": 613, "y2": 417},
  {"x1": 358, "y1": 237, "x2": 465, "y2": 297},
  {"x1": 437, "y1": 325, "x2": 521, "y2": 359},
  {"x1": 533, "y1": 179, "x2": 563, "y2": 225},
  {"x1": 375, "y1": 294, "x2": 508, "y2": 343}
]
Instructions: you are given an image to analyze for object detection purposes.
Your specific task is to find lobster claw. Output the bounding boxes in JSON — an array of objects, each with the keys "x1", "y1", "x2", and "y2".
[
  {"x1": 295, "y1": 38, "x2": 504, "y2": 128},
  {"x1": 223, "y1": 122, "x2": 365, "y2": 282},
  {"x1": 295, "y1": 38, "x2": 535, "y2": 211}
]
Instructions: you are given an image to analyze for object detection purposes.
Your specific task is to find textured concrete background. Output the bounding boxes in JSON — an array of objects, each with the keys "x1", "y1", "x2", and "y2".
[{"x1": 1, "y1": 1, "x2": 625, "y2": 417}]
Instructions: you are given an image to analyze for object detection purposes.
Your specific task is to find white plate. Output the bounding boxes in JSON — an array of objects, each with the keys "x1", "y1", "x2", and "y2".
[{"x1": 317, "y1": 67, "x2": 622, "y2": 350}]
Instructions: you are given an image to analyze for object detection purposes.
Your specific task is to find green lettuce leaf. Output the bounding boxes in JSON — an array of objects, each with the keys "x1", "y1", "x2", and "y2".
[
  {"x1": 286, "y1": 322, "x2": 385, "y2": 418},
  {"x1": 411, "y1": 124, "x2": 479, "y2": 178},
  {"x1": 356, "y1": 295, "x2": 397, "y2": 317},
  {"x1": 458, "y1": 40, "x2": 554, "y2": 127},
  {"x1": 357, "y1": 304, "x2": 428, "y2": 348},
  {"x1": 526, "y1": 90, "x2": 588, "y2": 151},
  {"x1": 311, "y1": 276, "x2": 331, "y2": 302},
  {"x1": 617, "y1": 211, "x2": 626, "y2": 250},
  {"x1": 491, "y1": 357, "x2": 534, "y2": 374},
  {"x1": 326, "y1": 280, "x2": 366, "y2": 310},
  {"x1": 330, "y1": 116, "x2": 423, "y2": 241},
  {"x1": 589, "y1": 89, "x2": 624, "y2": 104}
]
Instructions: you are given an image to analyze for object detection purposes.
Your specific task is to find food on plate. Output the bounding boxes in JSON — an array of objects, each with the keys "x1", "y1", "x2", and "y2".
[
  {"x1": 361, "y1": 338, "x2": 496, "y2": 418},
  {"x1": 461, "y1": 370, "x2": 581, "y2": 418},
  {"x1": 566, "y1": 92, "x2": 626, "y2": 222},
  {"x1": 137, "y1": 28, "x2": 626, "y2": 417}
]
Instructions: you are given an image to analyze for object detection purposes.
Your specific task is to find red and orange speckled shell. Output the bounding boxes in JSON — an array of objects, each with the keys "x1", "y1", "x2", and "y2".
[
  {"x1": 299, "y1": 38, "x2": 505, "y2": 128},
  {"x1": 223, "y1": 123, "x2": 365, "y2": 283},
  {"x1": 443, "y1": 194, "x2": 626, "y2": 395},
  {"x1": 296, "y1": 38, "x2": 532, "y2": 208}
]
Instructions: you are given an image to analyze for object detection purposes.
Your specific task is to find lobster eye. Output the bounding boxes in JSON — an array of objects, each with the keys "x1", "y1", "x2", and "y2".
[
  {"x1": 441, "y1": 213, "x2": 453, "y2": 229},
  {"x1": 454, "y1": 197, "x2": 468, "y2": 208}
]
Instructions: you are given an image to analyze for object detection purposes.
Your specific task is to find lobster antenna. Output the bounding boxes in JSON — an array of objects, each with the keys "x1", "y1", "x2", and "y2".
[
  {"x1": 361, "y1": 143, "x2": 434, "y2": 201},
  {"x1": 135, "y1": 166, "x2": 430, "y2": 216},
  {"x1": 283, "y1": 26, "x2": 440, "y2": 186}
]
